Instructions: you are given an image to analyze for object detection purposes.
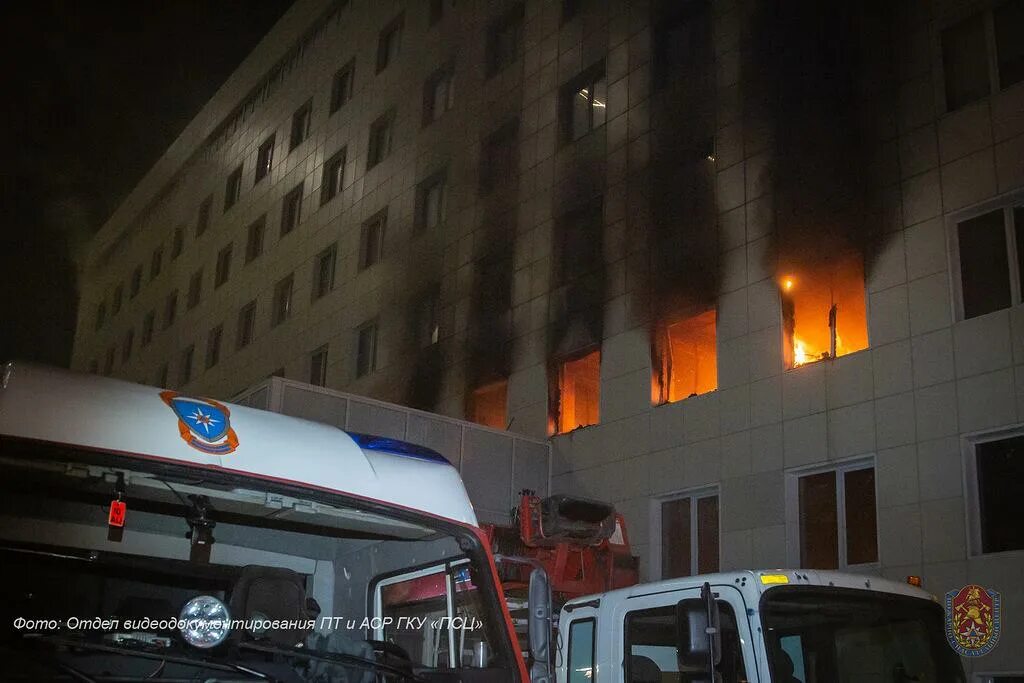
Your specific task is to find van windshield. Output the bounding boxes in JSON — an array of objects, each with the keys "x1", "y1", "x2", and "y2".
[
  {"x1": 0, "y1": 443, "x2": 512, "y2": 682},
  {"x1": 761, "y1": 587, "x2": 966, "y2": 683}
]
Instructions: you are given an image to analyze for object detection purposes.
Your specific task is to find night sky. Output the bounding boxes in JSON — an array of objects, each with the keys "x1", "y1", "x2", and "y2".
[{"x1": 1, "y1": 1, "x2": 292, "y2": 367}]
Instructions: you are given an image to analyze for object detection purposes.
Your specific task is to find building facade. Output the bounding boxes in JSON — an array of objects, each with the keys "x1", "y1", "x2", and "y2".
[{"x1": 72, "y1": 0, "x2": 1024, "y2": 675}]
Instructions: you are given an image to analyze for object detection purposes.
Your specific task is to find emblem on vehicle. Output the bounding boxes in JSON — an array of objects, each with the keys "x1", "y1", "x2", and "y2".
[
  {"x1": 945, "y1": 584, "x2": 1001, "y2": 656},
  {"x1": 160, "y1": 391, "x2": 239, "y2": 455}
]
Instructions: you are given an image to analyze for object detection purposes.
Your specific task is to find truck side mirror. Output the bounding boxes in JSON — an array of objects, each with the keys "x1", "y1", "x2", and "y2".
[
  {"x1": 675, "y1": 582, "x2": 721, "y2": 673},
  {"x1": 528, "y1": 566, "x2": 553, "y2": 683}
]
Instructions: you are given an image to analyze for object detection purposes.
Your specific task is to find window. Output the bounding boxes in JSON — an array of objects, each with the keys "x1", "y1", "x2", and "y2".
[
  {"x1": 429, "y1": 0, "x2": 446, "y2": 24},
  {"x1": 171, "y1": 226, "x2": 184, "y2": 259},
  {"x1": 122, "y1": 329, "x2": 134, "y2": 363},
  {"x1": 142, "y1": 310, "x2": 155, "y2": 346},
  {"x1": 654, "y1": 309, "x2": 717, "y2": 404},
  {"x1": 215, "y1": 243, "x2": 232, "y2": 288},
  {"x1": 150, "y1": 246, "x2": 163, "y2": 280},
  {"x1": 359, "y1": 210, "x2": 386, "y2": 270},
  {"x1": 281, "y1": 182, "x2": 303, "y2": 236},
  {"x1": 416, "y1": 291, "x2": 440, "y2": 348},
  {"x1": 562, "y1": 63, "x2": 607, "y2": 142},
  {"x1": 186, "y1": 269, "x2": 203, "y2": 310},
  {"x1": 968, "y1": 432, "x2": 1024, "y2": 554},
  {"x1": 224, "y1": 166, "x2": 242, "y2": 211},
  {"x1": 367, "y1": 110, "x2": 395, "y2": 168},
  {"x1": 103, "y1": 347, "x2": 115, "y2": 376},
  {"x1": 309, "y1": 345, "x2": 329, "y2": 386},
  {"x1": 416, "y1": 171, "x2": 447, "y2": 231},
  {"x1": 330, "y1": 60, "x2": 355, "y2": 113},
  {"x1": 658, "y1": 490, "x2": 719, "y2": 579},
  {"x1": 468, "y1": 380, "x2": 508, "y2": 430},
  {"x1": 779, "y1": 249, "x2": 868, "y2": 368},
  {"x1": 236, "y1": 300, "x2": 256, "y2": 349},
  {"x1": 290, "y1": 100, "x2": 312, "y2": 150},
  {"x1": 157, "y1": 363, "x2": 169, "y2": 388},
  {"x1": 561, "y1": 0, "x2": 584, "y2": 23},
  {"x1": 792, "y1": 462, "x2": 878, "y2": 569},
  {"x1": 567, "y1": 619, "x2": 595, "y2": 683},
  {"x1": 111, "y1": 285, "x2": 123, "y2": 316},
  {"x1": 321, "y1": 147, "x2": 347, "y2": 204},
  {"x1": 312, "y1": 243, "x2": 337, "y2": 300},
  {"x1": 196, "y1": 195, "x2": 213, "y2": 236},
  {"x1": 245, "y1": 215, "x2": 266, "y2": 263},
  {"x1": 356, "y1": 320, "x2": 378, "y2": 377},
  {"x1": 376, "y1": 14, "x2": 403, "y2": 72},
  {"x1": 486, "y1": 4, "x2": 524, "y2": 77},
  {"x1": 179, "y1": 344, "x2": 194, "y2": 385},
  {"x1": 653, "y1": 3, "x2": 712, "y2": 88},
  {"x1": 205, "y1": 324, "x2": 223, "y2": 369},
  {"x1": 479, "y1": 119, "x2": 518, "y2": 193},
  {"x1": 941, "y1": 3, "x2": 1024, "y2": 111},
  {"x1": 94, "y1": 300, "x2": 107, "y2": 330},
  {"x1": 995, "y1": 0, "x2": 1024, "y2": 89},
  {"x1": 129, "y1": 266, "x2": 143, "y2": 299},
  {"x1": 423, "y1": 65, "x2": 455, "y2": 124},
  {"x1": 163, "y1": 290, "x2": 178, "y2": 329},
  {"x1": 255, "y1": 134, "x2": 275, "y2": 183},
  {"x1": 271, "y1": 273, "x2": 294, "y2": 327},
  {"x1": 952, "y1": 203, "x2": 1024, "y2": 320},
  {"x1": 625, "y1": 604, "x2": 747, "y2": 683},
  {"x1": 555, "y1": 349, "x2": 600, "y2": 433}
]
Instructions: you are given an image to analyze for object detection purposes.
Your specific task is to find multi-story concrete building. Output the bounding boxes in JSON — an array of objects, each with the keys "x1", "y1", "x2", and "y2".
[{"x1": 72, "y1": 0, "x2": 1023, "y2": 675}]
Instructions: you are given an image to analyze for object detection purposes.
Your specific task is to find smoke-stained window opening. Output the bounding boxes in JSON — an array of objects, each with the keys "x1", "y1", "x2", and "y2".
[
  {"x1": 552, "y1": 348, "x2": 600, "y2": 435},
  {"x1": 653, "y1": 308, "x2": 717, "y2": 405},
  {"x1": 468, "y1": 379, "x2": 508, "y2": 430},
  {"x1": 779, "y1": 250, "x2": 868, "y2": 368}
]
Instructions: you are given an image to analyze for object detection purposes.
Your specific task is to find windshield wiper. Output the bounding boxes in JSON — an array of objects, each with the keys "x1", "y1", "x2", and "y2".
[
  {"x1": 17, "y1": 633, "x2": 282, "y2": 682},
  {"x1": 239, "y1": 641, "x2": 424, "y2": 682}
]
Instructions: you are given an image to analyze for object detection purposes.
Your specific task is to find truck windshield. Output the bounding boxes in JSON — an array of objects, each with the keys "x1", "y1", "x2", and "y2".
[
  {"x1": 0, "y1": 444, "x2": 512, "y2": 683},
  {"x1": 761, "y1": 587, "x2": 966, "y2": 683}
]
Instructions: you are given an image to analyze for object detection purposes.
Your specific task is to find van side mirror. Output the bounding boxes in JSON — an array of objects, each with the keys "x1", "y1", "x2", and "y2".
[
  {"x1": 676, "y1": 582, "x2": 721, "y2": 673},
  {"x1": 527, "y1": 566, "x2": 553, "y2": 683}
]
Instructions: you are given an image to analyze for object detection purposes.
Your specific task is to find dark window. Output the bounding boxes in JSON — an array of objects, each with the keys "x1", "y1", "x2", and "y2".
[
  {"x1": 256, "y1": 134, "x2": 275, "y2": 183},
  {"x1": 976, "y1": 434, "x2": 1024, "y2": 553},
  {"x1": 479, "y1": 119, "x2": 519, "y2": 193},
  {"x1": 661, "y1": 492, "x2": 719, "y2": 578},
  {"x1": 312, "y1": 243, "x2": 337, "y2": 300},
  {"x1": 367, "y1": 110, "x2": 395, "y2": 168},
  {"x1": 942, "y1": 13, "x2": 990, "y2": 110},
  {"x1": 215, "y1": 243, "x2": 233, "y2": 288},
  {"x1": 562, "y1": 63, "x2": 607, "y2": 142},
  {"x1": 281, "y1": 183, "x2": 304, "y2": 236},
  {"x1": 157, "y1": 363, "x2": 169, "y2": 388},
  {"x1": 196, "y1": 195, "x2": 213, "y2": 235},
  {"x1": 330, "y1": 60, "x2": 356, "y2": 113},
  {"x1": 799, "y1": 465, "x2": 877, "y2": 569},
  {"x1": 179, "y1": 345, "x2": 194, "y2": 385},
  {"x1": 555, "y1": 200, "x2": 603, "y2": 284},
  {"x1": 171, "y1": 226, "x2": 184, "y2": 259},
  {"x1": 271, "y1": 273, "x2": 294, "y2": 327},
  {"x1": 130, "y1": 266, "x2": 143, "y2": 299},
  {"x1": 423, "y1": 65, "x2": 455, "y2": 124},
  {"x1": 111, "y1": 284, "x2": 123, "y2": 315},
  {"x1": 653, "y1": 3, "x2": 712, "y2": 88},
  {"x1": 309, "y1": 345, "x2": 329, "y2": 386},
  {"x1": 321, "y1": 147, "x2": 347, "y2": 204},
  {"x1": 416, "y1": 171, "x2": 447, "y2": 231},
  {"x1": 290, "y1": 100, "x2": 313, "y2": 150},
  {"x1": 103, "y1": 347, "x2": 115, "y2": 375},
  {"x1": 150, "y1": 246, "x2": 163, "y2": 280},
  {"x1": 205, "y1": 324, "x2": 223, "y2": 369},
  {"x1": 356, "y1": 320, "x2": 378, "y2": 377},
  {"x1": 486, "y1": 4, "x2": 524, "y2": 77},
  {"x1": 377, "y1": 14, "x2": 403, "y2": 72},
  {"x1": 800, "y1": 471, "x2": 838, "y2": 569},
  {"x1": 359, "y1": 211, "x2": 386, "y2": 270},
  {"x1": 142, "y1": 310, "x2": 155, "y2": 346},
  {"x1": 163, "y1": 291, "x2": 178, "y2": 329},
  {"x1": 996, "y1": 0, "x2": 1024, "y2": 88},
  {"x1": 429, "y1": 0, "x2": 445, "y2": 24},
  {"x1": 225, "y1": 166, "x2": 243, "y2": 211},
  {"x1": 186, "y1": 269, "x2": 203, "y2": 310},
  {"x1": 245, "y1": 215, "x2": 266, "y2": 263},
  {"x1": 121, "y1": 329, "x2": 134, "y2": 362},
  {"x1": 566, "y1": 619, "x2": 594, "y2": 683},
  {"x1": 561, "y1": 0, "x2": 583, "y2": 23},
  {"x1": 957, "y1": 208, "x2": 1013, "y2": 318},
  {"x1": 236, "y1": 300, "x2": 256, "y2": 349},
  {"x1": 95, "y1": 301, "x2": 107, "y2": 330},
  {"x1": 416, "y1": 290, "x2": 440, "y2": 348}
]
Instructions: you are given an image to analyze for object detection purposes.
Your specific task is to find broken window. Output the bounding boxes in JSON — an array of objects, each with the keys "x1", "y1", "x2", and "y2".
[
  {"x1": 780, "y1": 250, "x2": 868, "y2": 368},
  {"x1": 469, "y1": 380, "x2": 508, "y2": 430},
  {"x1": 654, "y1": 309, "x2": 717, "y2": 404},
  {"x1": 554, "y1": 349, "x2": 600, "y2": 434},
  {"x1": 796, "y1": 462, "x2": 877, "y2": 570},
  {"x1": 660, "y1": 490, "x2": 719, "y2": 579},
  {"x1": 955, "y1": 204, "x2": 1023, "y2": 319}
]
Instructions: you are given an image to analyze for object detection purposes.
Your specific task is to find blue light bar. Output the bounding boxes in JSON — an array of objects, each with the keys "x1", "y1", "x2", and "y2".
[{"x1": 345, "y1": 431, "x2": 450, "y2": 464}]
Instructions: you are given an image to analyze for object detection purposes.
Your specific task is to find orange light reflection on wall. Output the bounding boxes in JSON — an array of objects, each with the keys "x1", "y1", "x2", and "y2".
[
  {"x1": 655, "y1": 309, "x2": 718, "y2": 403},
  {"x1": 469, "y1": 379, "x2": 508, "y2": 430},
  {"x1": 557, "y1": 350, "x2": 600, "y2": 433}
]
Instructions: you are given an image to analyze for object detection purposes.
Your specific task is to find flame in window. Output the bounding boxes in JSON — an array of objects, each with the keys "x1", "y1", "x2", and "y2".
[{"x1": 556, "y1": 350, "x2": 600, "y2": 434}]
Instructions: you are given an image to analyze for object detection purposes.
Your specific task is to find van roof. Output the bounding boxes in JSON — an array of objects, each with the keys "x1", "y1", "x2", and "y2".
[{"x1": 0, "y1": 362, "x2": 477, "y2": 525}]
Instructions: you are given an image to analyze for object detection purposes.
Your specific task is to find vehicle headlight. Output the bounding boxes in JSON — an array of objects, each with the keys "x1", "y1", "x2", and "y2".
[{"x1": 179, "y1": 595, "x2": 231, "y2": 648}]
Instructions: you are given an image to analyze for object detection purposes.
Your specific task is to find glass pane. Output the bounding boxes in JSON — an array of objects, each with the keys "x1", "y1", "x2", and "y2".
[
  {"x1": 661, "y1": 497, "x2": 691, "y2": 578},
  {"x1": 996, "y1": 0, "x2": 1024, "y2": 89},
  {"x1": 568, "y1": 619, "x2": 595, "y2": 683},
  {"x1": 958, "y1": 209, "x2": 1011, "y2": 318},
  {"x1": 799, "y1": 471, "x2": 838, "y2": 569},
  {"x1": 696, "y1": 495, "x2": 719, "y2": 574},
  {"x1": 942, "y1": 14, "x2": 990, "y2": 110},
  {"x1": 572, "y1": 86, "x2": 590, "y2": 140},
  {"x1": 381, "y1": 569, "x2": 450, "y2": 667},
  {"x1": 977, "y1": 435, "x2": 1024, "y2": 553},
  {"x1": 625, "y1": 605, "x2": 747, "y2": 681},
  {"x1": 843, "y1": 468, "x2": 878, "y2": 564},
  {"x1": 591, "y1": 77, "x2": 607, "y2": 129}
]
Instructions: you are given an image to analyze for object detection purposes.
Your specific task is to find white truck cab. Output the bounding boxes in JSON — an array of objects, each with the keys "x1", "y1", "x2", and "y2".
[{"x1": 557, "y1": 569, "x2": 967, "y2": 683}]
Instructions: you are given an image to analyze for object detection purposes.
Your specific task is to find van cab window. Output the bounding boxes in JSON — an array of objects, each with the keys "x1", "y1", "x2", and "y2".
[{"x1": 624, "y1": 603, "x2": 747, "y2": 683}]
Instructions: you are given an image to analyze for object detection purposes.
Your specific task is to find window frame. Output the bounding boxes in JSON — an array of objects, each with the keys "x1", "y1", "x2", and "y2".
[
  {"x1": 255, "y1": 134, "x2": 275, "y2": 183},
  {"x1": 330, "y1": 59, "x2": 356, "y2": 114},
  {"x1": 479, "y1": 118, "x2": 519, "y2": 194},
  {"x1": 224, "y1": 166, "x2": 243, "y2": 212},
  {"x1": 236, "y1": 300, "x2": 257, "y2": 350},
  {"x1": 939, "y1": 5, "x2": 1022, "y2": 113},
  {"x1": 946, "y1": 189, "x2": 1024, "y2": 321},
  {"x1": 179, "y1": 344, "x2": 195, "y2": 386},
  {"x1": 962, "y1": 424, "x2": 1024, "y2": 558},
  {"x1": 560, "y1": 61, "x2": 607, "y2": 143},
  {"x1": 205, "y1": 323, "x2": 223, "y2": 369},
  {"x1": 566, "y1": 617, "x2": 596, "y2": 683},
  {"x1": 321, "y1": 147, "x2": 347, "y2": 205},
  {"x1": 312, "y1": 243, "x2": 337, "y2": 301},
  {"x1": 415, "y1": 169, "x2": 447, "y2": 231},
  {"x1": 309, "y1": 344, "x2": 329, "y2": 387},
  {"x1": 271, "y1": 273, "x2": 295, "y2": 327},
  {"x1": 281, "y1": 182, "x2": 304, "y2": 236},
  {"x1": 215, "y1": 243, "x2": 233, "y2": 289},
  {"x1": 485, "y1": 3, "x2": 524, "y2": 78},
  {"x1": 150, "y1": 245, "x2": 163, "y2": 281},
  {"x1": 245, "y1": 215, "x2": 266, "y2": 264},
  {"x1": 171, "y1": 226, "x2": 185, "y2": 259},
  {"x1": 186, "y1": 269, "x2": 203, "y2": 310},
  {"x1": 423, "y1": 63, "x2": 455, "y2": 125},
  {"x1": 649, "y1": 486, "x2": 720, "y2": 581},
  {"x1": 355, "y1": 319, "x2": 379, "y2": 378},
  {"x1": 376, "y1": 13, "x2": 404, "y2": 73},
  {"x1": 290, "y1": 100, "x2": 313, "y2": 151},
  {"x1": 359, "y1": 210, "x2": 387, "y2": 271},
  {"x1": 367, "y1": 109, "x2": 396, "y2": 169},
  {"x1": 196, "y1": 195, "x2": 213, "y2": 236},
  {"x1": 129, "y1": 266, "x2": 143, "y2": 299}
]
